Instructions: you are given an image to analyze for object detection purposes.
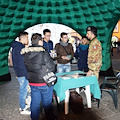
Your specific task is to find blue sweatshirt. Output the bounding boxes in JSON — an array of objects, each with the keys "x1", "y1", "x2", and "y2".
[
  {"x1": 11, "y1": 41, "x2": 28, "y2": 79},
  {"x1": 43, "y1": 40, "x2": 53, "y2": 53},
  {"x1": 74, "y1": 44, "x2": 89, "y2": 72}
]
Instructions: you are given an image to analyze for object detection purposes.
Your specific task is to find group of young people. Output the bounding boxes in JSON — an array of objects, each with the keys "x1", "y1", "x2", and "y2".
[{"x1": 11, "y1": 26, "x2": 102, "y2": 120}]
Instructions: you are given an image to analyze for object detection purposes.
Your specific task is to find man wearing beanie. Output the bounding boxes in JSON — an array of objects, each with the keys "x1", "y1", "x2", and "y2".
[{"x1": 86, "y1": 26, "x2": 102, "y2": 80}]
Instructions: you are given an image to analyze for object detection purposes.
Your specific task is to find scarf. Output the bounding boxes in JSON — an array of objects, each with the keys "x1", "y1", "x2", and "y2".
[{"x1": 60, "y1": 41, "x2": 68, "y2": 47}]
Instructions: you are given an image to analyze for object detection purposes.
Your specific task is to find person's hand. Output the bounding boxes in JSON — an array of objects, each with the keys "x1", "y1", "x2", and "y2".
[
  {"x1": 66, "y1": 57, "x2": 70, "y2": 60},
  {"x1": 50, "y1": 53, "x2": 54, "y2": 58},
  {"x1": 87, "y1": 70, "x2": 92, "y2": 77},
  {"x1": 25, "y1": 44, "x2": 29, "y2": 48},
  {"x1": 61, "y1": 56, "x2": 66, "y2": 59}
]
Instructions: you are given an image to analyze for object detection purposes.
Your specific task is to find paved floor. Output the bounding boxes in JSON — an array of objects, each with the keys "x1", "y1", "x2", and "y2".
[{"x1": 0, "y1": 48, "x2": 120, "y2": 120}]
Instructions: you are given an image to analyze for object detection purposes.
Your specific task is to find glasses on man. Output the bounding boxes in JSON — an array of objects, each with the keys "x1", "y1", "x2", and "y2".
[
  {"x1": 45, "y1": 35, "x2": 51, "y2": 37},
  {"x1": 63, "y1": 37, "x2": 68, "y2": 39}
]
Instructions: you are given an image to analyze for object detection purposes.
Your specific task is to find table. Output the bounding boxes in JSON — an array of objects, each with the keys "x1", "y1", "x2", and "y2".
[{"x1": 54, "y1": 71, "x2": 101, "y2": 114}]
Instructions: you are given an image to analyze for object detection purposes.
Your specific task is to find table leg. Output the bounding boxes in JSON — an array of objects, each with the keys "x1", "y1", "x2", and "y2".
[
  {"x1": 76, "y1": 88, "x2": 80, "y2": 94},
  {"x1": 57, "y1": 96, "x2": 60, "y2": 103},
  {"x1": 84, "y1": 85, "x2": 91, "y2": 108},
  {"x1": 65, "y1": 90, "x2": 70, "y2": 115}
]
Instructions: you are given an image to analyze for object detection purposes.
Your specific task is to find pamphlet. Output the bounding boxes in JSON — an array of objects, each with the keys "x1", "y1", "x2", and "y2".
[
  {"x1": 50, "y1": 49, "x2": 57, "y2": 58},
  {"x1": 58, "y1": 72, "x2": 86, "y2": 79}
]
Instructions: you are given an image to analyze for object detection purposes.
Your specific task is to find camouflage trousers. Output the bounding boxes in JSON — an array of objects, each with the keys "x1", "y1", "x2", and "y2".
[{"x1": 91, "y1": 70, "x2": 99, "y2": 80}]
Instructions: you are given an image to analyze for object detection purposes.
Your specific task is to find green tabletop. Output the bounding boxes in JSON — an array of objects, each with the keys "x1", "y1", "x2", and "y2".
[{"x1": 54, "y1": 71, "x2": 101, "y2": 101}]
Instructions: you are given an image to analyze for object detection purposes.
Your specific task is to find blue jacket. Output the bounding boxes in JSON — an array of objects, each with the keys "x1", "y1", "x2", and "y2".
[
  {"x1": 11, "y1": 41, "x2": 28, "y2": 79},
  {"x1": 43, "y1": 40, "x2": 53, "y2": 53},
  {"x1": 74, "y1": 44, "x2": 89, "y2": 72}
]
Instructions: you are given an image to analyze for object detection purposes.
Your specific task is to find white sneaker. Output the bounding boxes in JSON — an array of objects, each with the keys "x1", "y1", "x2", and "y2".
[
  {"x1": 25, "y1": 104, "x2": 30, "y2": 109},
  {"x1": 19, "y1": 105, "x2": 30, "y2": 111},
  {"x1": 20, "y1": 109, "x2": 31, "y2": 115},
  {"x1": 26, "y1": 96, "x2": 31, "y2": 105}
]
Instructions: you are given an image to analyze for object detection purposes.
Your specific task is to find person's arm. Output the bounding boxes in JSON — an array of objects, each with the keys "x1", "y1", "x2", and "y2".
[
  {"x1": 88, "y1": 42, "x2": 102, "y2": 71},
  {"x1": 15, "y1": 47, "x2": 26, "y2": 69},
  {"x1": 51, "y1": 41, "x2": 53, "y2": 50},
  {"x1": 54, "y1": 43, "x2": 61, "y2": 60},
  {"x1": 87, "y1": 41, "x2": 102, "y2": 76}
]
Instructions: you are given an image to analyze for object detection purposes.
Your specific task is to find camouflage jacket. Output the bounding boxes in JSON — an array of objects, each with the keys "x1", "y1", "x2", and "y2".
[{"x1": 87, "y1": 37, "x2": 102, "y2": 72}]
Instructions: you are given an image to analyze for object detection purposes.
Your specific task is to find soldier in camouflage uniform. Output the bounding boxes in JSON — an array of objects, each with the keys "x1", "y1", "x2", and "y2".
[{"x1": 86, "y1": 26, "x2": 102, "y2": 80}]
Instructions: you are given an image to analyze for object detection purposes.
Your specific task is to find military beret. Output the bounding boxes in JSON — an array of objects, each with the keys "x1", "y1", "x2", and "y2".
[{"x1": 86, "y1": 26, "x2": 97, "y2": 33}]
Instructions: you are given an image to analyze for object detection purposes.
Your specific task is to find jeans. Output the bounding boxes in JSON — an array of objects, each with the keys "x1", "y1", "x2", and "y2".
[
  {"x1": 30, "y1": 85, "x2": 54, "y2": 120},
  {"x1": 57, "y1": 63, "x2": 71, "y2": 73},
  {"x1": 17, "y1": 76, "x2": 29, "y2": 109}
]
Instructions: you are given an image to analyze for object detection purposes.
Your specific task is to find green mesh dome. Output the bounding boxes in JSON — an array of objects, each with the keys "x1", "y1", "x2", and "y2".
[{"x1": 0, "y1": 0, "x2": 120, "y2": 76}]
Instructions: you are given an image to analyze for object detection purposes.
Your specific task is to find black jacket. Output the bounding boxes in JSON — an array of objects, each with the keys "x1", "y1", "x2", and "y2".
[
  {"x1": 21, "y1": 45, "x2": 55, "y2": 83},
  {"x1": 11, "y1": 41, "x2": 28, "y2": 79}
]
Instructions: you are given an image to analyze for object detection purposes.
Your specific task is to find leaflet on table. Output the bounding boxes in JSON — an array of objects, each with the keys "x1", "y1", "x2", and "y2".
[
  {"x1": 70, "y1": 73, "x2": 85, "y2": 78},
  {"x1": 57, "y1": 73, "x2": 87, "y2": 79},
  {"x1": 58, "y1": 74, "x2": 71, "y2": 79}
]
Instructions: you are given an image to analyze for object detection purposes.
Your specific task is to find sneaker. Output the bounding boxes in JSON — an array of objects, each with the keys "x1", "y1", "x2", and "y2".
[
  {"x1": 26, "y1": 96, "x2": 31, "y2": 105},
  {"x1": 20, "y1": 109, "x2": 31, "y2": 115},
  {"x1": 19, "y1": 105, "x2": 30, "y2": 111},
  {"x1": 25, "y1": 104, "x2": 30, "y2": 109}
]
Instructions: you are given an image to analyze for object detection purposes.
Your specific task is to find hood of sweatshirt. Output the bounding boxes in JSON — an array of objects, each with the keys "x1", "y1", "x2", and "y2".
[{"x1": 11, "y1": 41, "x2": 24, "y2": 49}]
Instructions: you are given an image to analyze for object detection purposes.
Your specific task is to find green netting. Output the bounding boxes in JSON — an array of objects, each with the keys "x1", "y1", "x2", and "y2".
[{"x1": 0, "y1": 0, "x2": 120, "y2": 76}]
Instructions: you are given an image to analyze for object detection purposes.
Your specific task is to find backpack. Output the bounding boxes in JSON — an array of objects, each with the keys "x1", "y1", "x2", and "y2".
[{"x1": 41, "y1": 52, "x2": 57, "y2": 87}]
